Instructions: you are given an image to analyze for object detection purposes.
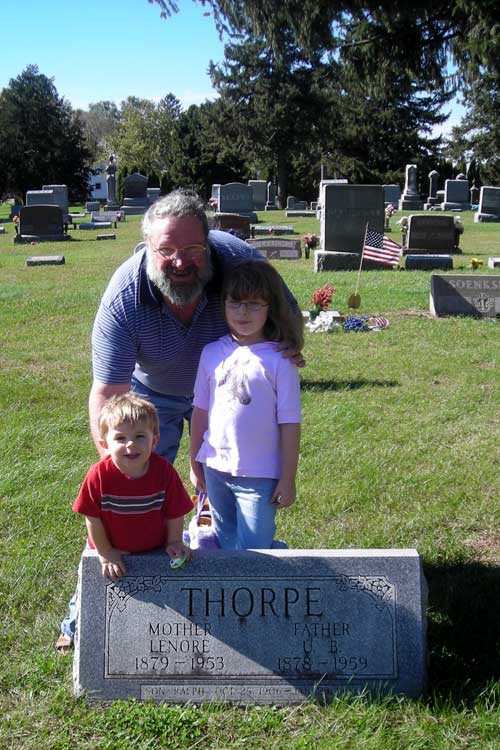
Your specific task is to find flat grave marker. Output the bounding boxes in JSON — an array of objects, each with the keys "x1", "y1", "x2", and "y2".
[
  {"x1": 74, "y1": 548, "x2": 427, "y2": 704},
  {"x1": 26, "y1": 255, "x2": 65, "y2": 266}
]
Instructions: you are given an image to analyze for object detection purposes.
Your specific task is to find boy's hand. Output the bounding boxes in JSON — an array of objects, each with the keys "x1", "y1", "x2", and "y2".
[
  {"x1": 270, "y1": 479, "x2": 296, "y2": 509},
  {"x1": 98, "y1": 548, "x2": 127, "y2": 580},
  {"x1": 275, "y1": 341, "x2": 305, "y2": 368},
  {"x1": 166, "y1": 540, "x2": 192, "y2": 564}
]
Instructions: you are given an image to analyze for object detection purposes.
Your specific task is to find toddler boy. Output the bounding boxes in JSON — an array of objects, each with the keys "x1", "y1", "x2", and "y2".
[{"x1": 56, "y1": 392, "x2": 192, "y2": 652}]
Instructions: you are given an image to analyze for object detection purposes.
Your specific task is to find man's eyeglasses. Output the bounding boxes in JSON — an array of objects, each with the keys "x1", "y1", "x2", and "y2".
[
  {"x1": 149, "y1": 240, "x2": 207, "y2": 261},
  {"x1": 225, "y1": 300, "x2": 269, "y2": 313}
]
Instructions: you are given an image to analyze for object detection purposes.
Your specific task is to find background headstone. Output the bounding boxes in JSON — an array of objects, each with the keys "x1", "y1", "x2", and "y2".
[
  {"x1": 430, "y1": 274, "x2": 500, "y2": 317},
  {"x1": 41, "y1": 184, "x2": 69, "y2": 213},
  {"x1": 320, "y1": 184, "x2": 384, "y2": 255},
  {"x1": 383, "y1": 184, "x2": 401, "y2": 208},
  {"x1": 248, "y1": 180, "x2": 267, "y2": 211},
  {"x1": 210, "y1": 213, "x2": 251, "y2": 240},
  {"x1": 405, "y1": 215, "x2": 461, "y2": 255},
  {"x1": 405, "y1": 254, "x2": 453, "y2": 271},
  {"x1": 121, "y1": 173, "x2": 149, "y2": 215},
  {"x1": 14, "y1": 205, "x2": 67, "y2": 243},
  {"x1": 218, "y1": 183, "x2": 256, "y2": 220},
  {"x1": 399, "y1": 165, "x2": 424, "y2": 210},
  {"x1": 474, "y1": 186, "x2": 500, "y2": 223},
  {"x1": 424, "y1": 170, "x2": 440, "y2": 209},
  {"x1": 74, "y1": 548, "x2": 427, "y2": 704},
  {"x1": 247, "y1": 238, "x2": 302, "y2": 259},
  {"x1": 441, "y1": 180, "x2": 470, "y2": 211},
  {"x1": 26, "y1": 254, "x2": 65, "y2": 266},
  {"x1": 265, "y1": 182, "x2": 277, "y2": 210}
]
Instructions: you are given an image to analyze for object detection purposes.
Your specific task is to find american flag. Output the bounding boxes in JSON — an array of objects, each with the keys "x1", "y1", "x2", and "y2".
[{"x1": 363, "y1": 228, "x2": 402, "y2": 268}]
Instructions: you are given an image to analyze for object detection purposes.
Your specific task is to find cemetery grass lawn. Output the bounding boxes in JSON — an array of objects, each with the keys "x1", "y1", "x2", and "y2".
[{"x1": 1, "y1": 206, "x2": 499, "y2": 749}]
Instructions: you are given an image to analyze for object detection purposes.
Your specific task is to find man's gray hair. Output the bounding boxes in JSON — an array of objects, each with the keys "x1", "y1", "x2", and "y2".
[{"x1": 142, "y1": 189, "x2": 209, "y2": 240}]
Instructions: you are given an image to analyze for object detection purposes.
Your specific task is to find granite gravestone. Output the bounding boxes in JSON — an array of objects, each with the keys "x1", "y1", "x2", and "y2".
[
  {"x1": 248, "y1": 180, "x2": 267, "y2": 211},
  {"x1": 74, "y1": 548, "x2": 427, "y2": 704},
  {"x1": 405, "y1": 255, "x2": 453, "y2": 271},
  {"x1": 320, "y1": 184, "x2": 384, "y2": 264},
  {"x1": 423, "y1": 170, "x2": 440, "y2": 210},
  {"x1": 286, "y1": 197, "x2": 307, "y2": 210},
  {"x1": 405, "y1": 215, "x2": 461, "y2": 255},
  {"x1": 399, "y1": 165, "x2": 423, "y2": 210},
  {"x1": 488, "y1": 257, "x2": 500, "y2": 269},
  {"x1": 441, "y1": 180, "x2": 470, "y2": 211},
  {"x1": 474, "y1": 186, "x2": 500, "y2": 223},
  {"x1": 383, "y1": 185, "x2": 401, "y2": 208},
  {"x1": 247, "y1": 238, "x2": 302, "y2": 259},
  {"x1": 430, "y1": 274, "x2": 500, "y2": 317},
  {"x1": 470, "y1": 186, "x2": 480, "y2": 206},
  {"x1": 218, "y1": 184, "x2": 256, "y2": 220},
  {"x1": 265, "y1": 182, "x2": 277, "y2": 210},
  {"x1": 26, "y1": 189, "x2": 56, "y2": 208},
  {"x1": 14, "y1": 205, "x2": 68, "y2": 243},
  {"x1": 121, "y1": 173, "x2": 149, "y2": 215},
  {"x1": 147, "y1": 188, "x2": 161, "y2": 205},
  {"x1": 211, "y1": 213, "x2": 251, "y2": 240},
  {"x1": 42, "y1": 184, "x2": 69, "y2": 213}
]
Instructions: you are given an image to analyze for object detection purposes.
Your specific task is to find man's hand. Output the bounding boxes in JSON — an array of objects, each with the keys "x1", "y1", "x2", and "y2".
[
  {"x1": 275, "y1": 342, "x2": 306, "y2": 368},
  {"x1": 98, "y1": 548, "x2": 128, "y2": 580}
]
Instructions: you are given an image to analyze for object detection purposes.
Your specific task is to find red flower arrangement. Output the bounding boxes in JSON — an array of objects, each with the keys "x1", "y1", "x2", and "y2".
[{"x1": 309, "y1": 284, "x2": 336, "y2": 319}]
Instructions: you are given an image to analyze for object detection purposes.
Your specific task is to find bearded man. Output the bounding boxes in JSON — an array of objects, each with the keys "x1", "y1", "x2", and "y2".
[{"x1": 90, "y1": 189, "x2": 302, "y2": 463}]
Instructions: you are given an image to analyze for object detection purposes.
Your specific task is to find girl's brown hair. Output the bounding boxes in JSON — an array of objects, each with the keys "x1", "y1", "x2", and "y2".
[{"x1": 222, "y1": 259, "x2": 304, "y2": 350}]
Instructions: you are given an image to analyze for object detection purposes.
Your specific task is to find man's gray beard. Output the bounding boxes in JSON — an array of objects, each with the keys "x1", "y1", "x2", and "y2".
[{"x1": 146, "y1": 250, "x2": 213, "y2": 306}]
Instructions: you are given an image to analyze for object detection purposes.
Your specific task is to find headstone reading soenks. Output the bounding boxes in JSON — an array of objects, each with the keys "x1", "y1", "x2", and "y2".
[
  {"x1": 430, "y1": 274, "x2": 500, "y2": 317},
  {"x1": 74, "y1": 548, "x2": 427, "y2": 704}
]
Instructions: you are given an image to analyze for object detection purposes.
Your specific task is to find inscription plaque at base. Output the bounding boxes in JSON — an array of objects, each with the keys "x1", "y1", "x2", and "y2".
[{"x1": 74, "y1": 549, "x2": 427, "y2": 703}]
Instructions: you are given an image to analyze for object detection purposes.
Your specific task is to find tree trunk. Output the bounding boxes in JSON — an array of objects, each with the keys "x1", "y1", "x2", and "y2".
[{"x1": 276, "y1": 153, "x2": 288, "y2": 210}]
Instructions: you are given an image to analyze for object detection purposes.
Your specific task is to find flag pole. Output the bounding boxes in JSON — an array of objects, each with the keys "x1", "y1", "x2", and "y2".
[{"x1": 348, "y1": 221, "x2": 369, "y2": 308}]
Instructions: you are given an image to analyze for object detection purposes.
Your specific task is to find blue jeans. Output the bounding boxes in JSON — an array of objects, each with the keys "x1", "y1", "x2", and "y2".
[
  {"x1": 131, "y1": 377, "x2": 193, "y2": 463},
  {"x1": 204, "y1": 466, "x2": 278, "y2": 550}
]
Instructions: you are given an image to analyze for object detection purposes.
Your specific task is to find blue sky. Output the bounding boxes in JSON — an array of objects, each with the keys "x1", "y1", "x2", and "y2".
[
  {"x1": 0, "y1": 0, "x2": 226, "y2": 110},
  {"x1": 1, "y1": 0, "x2": 462, "y2": 135}
]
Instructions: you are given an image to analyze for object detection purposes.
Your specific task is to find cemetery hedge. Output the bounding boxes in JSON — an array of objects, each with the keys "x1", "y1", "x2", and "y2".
[{"x1": 0, "y1": 206, "x2": 499, "y2": 749}]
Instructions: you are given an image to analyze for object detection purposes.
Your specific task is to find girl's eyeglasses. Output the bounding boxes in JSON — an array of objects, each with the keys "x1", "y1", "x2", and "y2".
[{"x1": 225, "y1": 301, "x2": 269, "y2": 313}]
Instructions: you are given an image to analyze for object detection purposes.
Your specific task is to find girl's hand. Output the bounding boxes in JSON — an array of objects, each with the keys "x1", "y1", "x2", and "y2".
[
  {"x1": 98, "y1": 548, "x2": 127, "y2": 580},
  {"x1": 190, "y1": 460, "x2": 206, "y2": 492},
  {"x1": 271, "y1": 479, "x2": 296, "y2": 508}
]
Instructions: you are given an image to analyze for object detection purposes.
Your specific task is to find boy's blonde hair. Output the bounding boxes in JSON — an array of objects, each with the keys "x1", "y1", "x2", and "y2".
[{"x1": 98, "y1": 393, "x2": 160, "y2": 439}]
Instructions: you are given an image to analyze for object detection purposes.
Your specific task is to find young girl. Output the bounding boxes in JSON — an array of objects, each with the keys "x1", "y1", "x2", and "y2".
[{"x1": 190, "y1": 259, "x2": 303, "y2": 549}]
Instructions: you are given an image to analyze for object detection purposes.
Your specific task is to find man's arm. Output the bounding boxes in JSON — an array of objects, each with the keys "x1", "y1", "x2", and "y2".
[{"x1": 89, "y1": 380, "x2": 131, "y2": 457}]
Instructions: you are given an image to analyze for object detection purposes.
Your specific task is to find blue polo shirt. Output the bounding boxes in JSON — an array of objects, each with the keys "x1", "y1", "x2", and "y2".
[{"x1": 92, "y1": 230, "x2": 264, "y2": 397}]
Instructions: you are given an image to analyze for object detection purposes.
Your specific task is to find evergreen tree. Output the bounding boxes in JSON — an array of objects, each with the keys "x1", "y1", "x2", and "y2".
[
  {"x1": 0, "y1": 65, "x2": 90, "y2": 201},
  {"x1": 209, "y1": 33, "x2": 332, "y2": 206}
]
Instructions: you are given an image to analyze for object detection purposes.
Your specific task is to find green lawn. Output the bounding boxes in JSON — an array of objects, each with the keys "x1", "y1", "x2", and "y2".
[{"x1": 0, "y1": 206, "x2": 499, "y2": 749}]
